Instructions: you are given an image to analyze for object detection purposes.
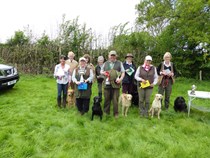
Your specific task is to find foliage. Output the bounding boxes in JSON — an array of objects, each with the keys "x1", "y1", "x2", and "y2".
[
  {"x1": 136, "y1": 0, "x2": 210, "y2": 79},
  {"x1": 0, "y1": 16, "x2": 95, "y2": 74},
  {"x1": 56, "y1": 15, "x2": 94, "y2": 59},
  {"x1": 6, "y1": 31, "x2": 29, "y2": 46},
  {"x1": 0, "y1": 75, "x2": 210, "y2": 157},
  {"x1": 111, "y1": 31, "x2": 155, "y2": 65}
]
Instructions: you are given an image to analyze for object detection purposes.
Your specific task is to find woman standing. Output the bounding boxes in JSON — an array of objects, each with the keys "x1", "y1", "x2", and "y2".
[
  {"x1": 95, "y1": 56, "x2": 105, "y2": 99},
  {"x1": 122, "y1": 53, "x2": 136, "y2": 94},
  {"x1": 72, "y1": 57, "x2": 94, "y2": 115},
  {"x1": 135, "y1": 55, "x2": 158, "y2": 117},
  {"x1": 54, "y1": 55, "x2": 70, "y2": 108},
  {"x1": 157, "y1": 52, "x2": 177, "y2": 110}
]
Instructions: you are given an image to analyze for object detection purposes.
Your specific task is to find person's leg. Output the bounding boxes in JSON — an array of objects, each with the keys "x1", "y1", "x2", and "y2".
[
  {"x1": 57, "y1": 83, "x2": 62, "y2": 107},
  {"x1": 104, "y1": 87, "x2": 112, "y2": 115},
  {"x1": 122, "y1": 83, "x2": 129, "y2": 94},
  {"x1": 138, "y1": 88, "x2": 145, "y2": 116},
  {"x1": 145, "y1": 88, "x2": 153, "y2": 117},
  {"x1": 158, "y1": 85, "x2": 165, "y2": 109},
  {"x1": 83, "y1": 98, "x2": 90, "y2": 113},
  {"x1": 98, "y1": 82, "x2": 103, "y2": 99},
  {"x1": 165, "y1": 79, "x2": 172, "y2": 109},
  {"x1": 70, "y1": 82, "x2": 75, "y2": 90},
  {"x1": 76, "y1": 98, "x2": 83, "y2": 114},
  {"x1": 113, "y1": 88, "x2": 120, "y2": 117},
  {"x1": 128, "y1": 83, "x2": 134, "y2": 95},
  {"x1": 62, "y1": 83, "x2": 68, "y2": 107}
]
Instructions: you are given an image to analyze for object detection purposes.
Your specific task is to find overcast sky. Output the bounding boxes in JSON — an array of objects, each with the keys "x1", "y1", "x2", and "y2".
[{"x1": 0, "y1": 0, "x2": 139, "y2": 43}]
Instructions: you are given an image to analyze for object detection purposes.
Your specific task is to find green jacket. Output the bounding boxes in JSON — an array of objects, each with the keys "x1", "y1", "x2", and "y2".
[{"x1": 103, "y1": 60, "x2": 122, "y2": 89}]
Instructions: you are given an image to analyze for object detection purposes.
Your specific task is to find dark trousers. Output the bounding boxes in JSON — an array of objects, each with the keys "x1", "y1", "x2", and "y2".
[
  {"x1": 76, "y1": 98, "x2": 90, "y2": 114},
  {"x1": 158, "y1": 79, "x2": 172, "y2": 109},
  {"x1": 104, "y1": 86, "x2": 120, "y2": 116},
  {"x1": 122, "y1": 83, "x2": 134, "y2": 94},
  {"x1": 57, "y1": 83, "x2": 68, "y2": 107},
  {"x1": 97, "y1": 82, "x2": 103, "y2": 98}
]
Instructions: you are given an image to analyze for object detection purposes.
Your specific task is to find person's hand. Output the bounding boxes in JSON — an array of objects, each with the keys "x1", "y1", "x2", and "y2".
[
  {"x1": 84, "y1": 80, "x2": 88, "y2": 83},
  {"x1": 141, "y1": 79, "x2": 147, "y2": 84},
  {"x1": 150, "y1": 83, "x2": 154, "y2": 87},
  {"x1": 57, "y1": 76, "x2": 62, "y2": 80},
  {"x1": 161, "y1": 70, "x2": 167, "y2": 76},
  {"x1": 75, "y1": 81, "x2": 81, "y2": 85},
  {"x1": 168, "y1": 72, "x2": 174, "y2": 77},
  {"x1": 115, "y1": 77, "x2": 122, "y2": 84}
]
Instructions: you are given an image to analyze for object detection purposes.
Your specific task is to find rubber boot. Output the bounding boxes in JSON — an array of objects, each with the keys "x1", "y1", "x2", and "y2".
[
  {"x1": 57, "y1": 97, "x2": 61, "y2": 108},
  {"x1": 63, "y1": 95, "x2": 67, "y2": 108}
]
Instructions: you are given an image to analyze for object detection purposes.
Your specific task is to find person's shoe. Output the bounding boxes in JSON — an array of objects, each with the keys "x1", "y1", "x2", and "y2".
[
  {"x1": 114, "y1": 114, "x2": 119, "y2": 119},
  {"x1": 80, "y1": 111, "x2": 85, "y2": 115},
  {"x1": 57, "y1": 98, "x2": 61, "y2": 108},
  {"x1": 140, "y1": 111, "x2": 144, "y2": 118}
]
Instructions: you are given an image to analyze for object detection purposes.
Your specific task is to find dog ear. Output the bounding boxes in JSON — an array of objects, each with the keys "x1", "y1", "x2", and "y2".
[
  {"x1": 181, "y1": 97, "x2": 185, "y2": 102},
  {"x1": 122, "y1": 94, "x2": 126, "y2": 98}
]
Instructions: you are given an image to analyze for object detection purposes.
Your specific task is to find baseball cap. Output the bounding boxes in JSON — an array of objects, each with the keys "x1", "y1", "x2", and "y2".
[{"x1": 145, "y1": 55, "x2": 152, "y2": 61}]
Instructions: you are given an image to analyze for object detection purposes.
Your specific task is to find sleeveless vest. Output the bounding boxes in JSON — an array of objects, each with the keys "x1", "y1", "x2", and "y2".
[
  {"x1": 74, "y1": 67, "x2": 92, "y2": 98},
  {"x1": 138, "y1": 66, "x2": 155, "y2": 89},
  {"x1": 104, "y1": 61, "x2": 121, "y2": 89}
]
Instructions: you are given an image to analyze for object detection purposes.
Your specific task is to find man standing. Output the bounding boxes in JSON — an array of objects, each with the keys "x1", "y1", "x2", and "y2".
[
  {"x1": 101, "y1": 50, "x2": 125, "y2": 118},
  {"x1": 66, "y1": 51, "x2": 78, "y2": 89}
]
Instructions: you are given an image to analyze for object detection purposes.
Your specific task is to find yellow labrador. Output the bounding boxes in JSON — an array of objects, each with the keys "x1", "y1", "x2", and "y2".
[
  {"x1": 119, "y1": 94, "x2": 133, "y2": 117},
  {"x1": 67, "y1": 89, "x2": 75, "y2": 108},
  {"x1": 149, "y1": 94, "x2": 163, "y2": 119}
]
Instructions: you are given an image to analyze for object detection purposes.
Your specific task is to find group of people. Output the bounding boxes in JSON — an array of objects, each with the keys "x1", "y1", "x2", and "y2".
[{"x1": 54, "y1": 50, "x2": 177, "y2": 118}]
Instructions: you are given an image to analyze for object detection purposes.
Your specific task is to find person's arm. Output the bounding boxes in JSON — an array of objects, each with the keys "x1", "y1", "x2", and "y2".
[
  {"x1": 85, "y1": 69, "x2": 94, "y2": 83},
  {"x1": 54, "y1": 65, "x2": 58, "y2": 78},
  {"x1": 157, "y1": 63, "x2": 162, "y2": 75},
  {"x1": 116, "y1": 62, "x2": 125, "y2": 83},
  {"x1": 100, "y1": 63, "x2": 106, "y2": 75},
  {"x1": 172, "y1": 63, "x2": 177, "y2": 77},
  {"x1": 134, "y1": 66, "x2": 146, "y2": 83},
  {"x1": 72, "y1": 69, "x2": 80, "y2": 85}
]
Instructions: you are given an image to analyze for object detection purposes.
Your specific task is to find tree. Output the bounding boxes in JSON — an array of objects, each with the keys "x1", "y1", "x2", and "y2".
[
  {"x1": 7, "y1": 31, "x2": 29, "y2": 46},
  {"x1": 56, "y1": 15, "x2": 93, "y2": 59},
  {"x1": 136, "y1": 0, "x2": 210, "y2": 79}
]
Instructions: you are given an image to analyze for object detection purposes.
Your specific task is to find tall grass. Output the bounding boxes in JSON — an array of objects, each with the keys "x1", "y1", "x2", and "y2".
[{"x1": 0, "y1": 75, "x2": 210, "y2": 158}]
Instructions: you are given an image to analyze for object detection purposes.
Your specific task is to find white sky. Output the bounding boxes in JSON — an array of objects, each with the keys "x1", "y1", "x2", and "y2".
[{"x1": 0, "y1": 0, "x2": 139, "y2": 43}]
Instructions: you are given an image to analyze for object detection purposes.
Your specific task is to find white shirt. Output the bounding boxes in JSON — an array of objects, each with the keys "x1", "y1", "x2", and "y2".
[
  {"x1": 54, "y1": 64, "x2": 70, "y2": 84},
  {"x1": 72, "y1": 66, "x2": 94, "y2": 83}
]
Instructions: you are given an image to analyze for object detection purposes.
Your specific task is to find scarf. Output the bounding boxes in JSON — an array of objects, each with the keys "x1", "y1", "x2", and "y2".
[{"x1": 143, "y1": 63, "x2": 151, "y2": 72}]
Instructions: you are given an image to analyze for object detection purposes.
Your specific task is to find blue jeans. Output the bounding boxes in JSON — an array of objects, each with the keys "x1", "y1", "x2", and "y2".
[{"x1": 57, "y1": 83, "x2": 68, "y2": 106}]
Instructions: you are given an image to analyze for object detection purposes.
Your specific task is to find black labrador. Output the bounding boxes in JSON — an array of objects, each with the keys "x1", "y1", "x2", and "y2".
[
  {"x1": 91, "y1": 96, "x2": 103, "y2": 121},
  {"x1": 174, "y1": 96, "x2": 187, "y2": 112}
]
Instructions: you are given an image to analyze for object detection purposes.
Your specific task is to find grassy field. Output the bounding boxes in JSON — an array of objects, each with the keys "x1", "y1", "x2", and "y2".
[{"x1": 0, "y1": 75, "x2": 210, "y2": 158}]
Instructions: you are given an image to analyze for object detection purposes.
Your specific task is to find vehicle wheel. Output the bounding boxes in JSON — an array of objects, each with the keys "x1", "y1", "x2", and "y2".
[{"x1": 7, "y1": 85, "x2": 15, "y2": 89}]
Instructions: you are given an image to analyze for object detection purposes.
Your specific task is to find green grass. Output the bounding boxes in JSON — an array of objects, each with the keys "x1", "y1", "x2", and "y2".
[{"x1": 0, "y1": 75, "x2": 210, "y2": 158}]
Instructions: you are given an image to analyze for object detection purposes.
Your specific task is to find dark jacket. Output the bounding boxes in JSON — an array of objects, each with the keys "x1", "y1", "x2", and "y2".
[
  {"x1": 157, "y1": 62, "x2": 177, "y2": 77},
  {"x1": 95, "y1": 65, "x2": 104, "y2": 83},
  {"x1": 122, "y1": 62, "x2": 136, "y2": 84}
]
